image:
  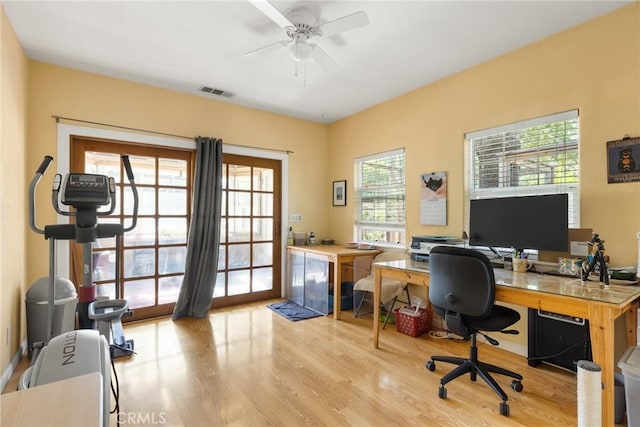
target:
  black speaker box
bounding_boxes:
[527,308,592,372]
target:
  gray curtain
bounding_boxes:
[172,137,223,320]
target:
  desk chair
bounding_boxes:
[425,246,523,416]
[353,251,411,329]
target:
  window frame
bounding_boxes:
[353,148,406,248]
[464,110,580,251]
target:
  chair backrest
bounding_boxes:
[428,246,495,319]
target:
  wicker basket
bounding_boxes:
[394,306,432,337]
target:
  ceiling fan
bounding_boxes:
[247,0,369,71]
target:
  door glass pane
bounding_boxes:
[159,188,186,215]
[129,155,156,185]
[253,168,273,191]
[253,218,273,241]
[85,151,120,182]
[228,191,251,216]
[221,190,227,216]
[124,218,155,246]
[124,278,155,308]
[253,193,273,216]
[158,275,183,304]
[213,272,225,298]
[158,158,187,186]
[228,244,250,269]
[220,219,227,244]
[112,186,122,216]
[228,218,250,242]
[253,243,272,267]
[228,270,250,295]
[93,251,115,282]
[253,267,273,291]
[158,218,186,245]
[124,248,155,278]
[96,283,116,300]
[125,186,155,215]
[159,246,186,274]
[221,164,228,189]
[218,245,226,270]
[228,165,251,190]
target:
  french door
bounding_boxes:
[72,136,193,320]
[215,154,282,307]
[71,138,282,320]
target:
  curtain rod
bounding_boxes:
[52,115,294,154]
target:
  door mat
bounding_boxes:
[267,300,323,322]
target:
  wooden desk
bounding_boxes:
[287,245,381,319]
[372,259,640,426]
[1,372,103,426]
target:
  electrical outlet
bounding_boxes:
[290,214,303,222]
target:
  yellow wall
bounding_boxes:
[0,5,28,372]
[26,62,330,286]
[328,4,640,346]
[329,4,640,265]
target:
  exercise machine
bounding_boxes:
[22,154,140,425]
[28,154,139,356]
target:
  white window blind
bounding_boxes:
[465,110,580,228]
[354,148,406,246]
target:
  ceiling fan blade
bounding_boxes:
[310,45,337,71]
[245,39,290,56]
[248,0,294,29]
[318,11,369,36]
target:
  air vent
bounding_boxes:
[200,86,234,98]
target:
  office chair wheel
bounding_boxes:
[499,401,510,416]
[511,380,523,392]
[438,385,447,399]
[426,361,436,372]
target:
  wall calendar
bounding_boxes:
[420,171,447,225]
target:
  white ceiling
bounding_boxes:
[3,1,633,124]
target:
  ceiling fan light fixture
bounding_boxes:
[290,39,312,62]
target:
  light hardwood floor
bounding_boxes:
[5,300,583,426]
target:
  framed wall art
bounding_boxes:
[333,180,346,206]
[607,136,640,183]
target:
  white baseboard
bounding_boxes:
[1,339,27,392]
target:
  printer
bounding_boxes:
[409,235,465,261]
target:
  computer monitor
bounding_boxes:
[469,194,569,252]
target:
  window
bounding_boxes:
[465,110,580,231]
[354,148,406,246]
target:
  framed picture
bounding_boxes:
[333,180,347,206]
[607,136,640,183]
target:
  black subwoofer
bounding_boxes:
[527,308,592,372]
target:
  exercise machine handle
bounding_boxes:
[29,156,55,234]
[122,155,135,182]
[122,155,138,232]
[36,156,53,175]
